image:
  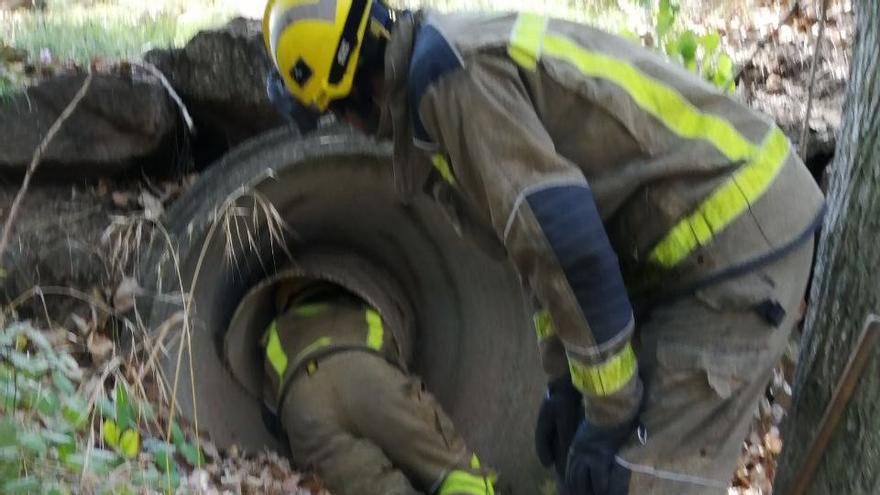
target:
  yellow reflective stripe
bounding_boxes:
[431,154,456,186]
[306,361,318,375]
[291,336,333,367]
[292,303,330,317]
[365,309,384,351]
[507,12,547,70]
[509,17,791,269]
[540,35,755,162]
[438,470,495,495]
[468,455,499,485]
[649,127,789,267]
[264,321,288,378]
[568,343,636,396]
[533,310,554,341]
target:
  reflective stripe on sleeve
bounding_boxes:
[507,13,547,70]
[265,321,288,378]
[540,34,755,161]
[648,127,790,267]
[533,310,555,341]
[568,342,636,396]
[438,470,495,495]
[431,153,456,185]
[365,309,384,351]
[508,13,790,269]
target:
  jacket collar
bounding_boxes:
[378,10,432,201]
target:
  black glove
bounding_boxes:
[535,376,584,481]
[564,418,637,495]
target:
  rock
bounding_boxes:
[0,69,181,179]
[144,17,284,164]
[0,184,114,317]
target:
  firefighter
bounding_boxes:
[258,276,495,495]
[261,1,824,493]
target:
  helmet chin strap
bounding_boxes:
[329,0,394,132]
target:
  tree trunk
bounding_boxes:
[774,1,880,494]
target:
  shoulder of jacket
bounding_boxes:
[406,15,467,144]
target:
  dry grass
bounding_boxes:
[218,190,293,271]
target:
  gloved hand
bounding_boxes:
[564,418,636,495]
[535,376,584,482]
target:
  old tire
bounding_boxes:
[141,126,550,493]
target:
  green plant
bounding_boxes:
[647,0,736,93]
[0,323,119,492]
[96,380,205,491]
[101,383,140,459]
[0,322,204,493]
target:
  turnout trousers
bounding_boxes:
[279,352,493,495]
[616,241,814,493]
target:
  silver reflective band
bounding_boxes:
[270,0,339,55]
[637,424,648,446]
[614,456,729,489]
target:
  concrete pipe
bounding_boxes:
[141,126,551,493]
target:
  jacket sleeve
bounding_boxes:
[413,56,642,427]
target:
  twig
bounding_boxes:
[799,0,829,159]
[734,0,801,84]
[790,315,880,495]
[135,61,196,134]
[0,71,94,263]
[3,285,127,323]
[136,310,185,383]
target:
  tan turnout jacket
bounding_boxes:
[262,286,402,411]
[376,10,824,426]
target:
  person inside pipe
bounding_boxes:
[261,1,825,494]
[251,275,496,495]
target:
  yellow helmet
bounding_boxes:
[263,0,373,112]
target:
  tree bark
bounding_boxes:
[774,1,880,494]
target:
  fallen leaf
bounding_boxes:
[87,332,114,364]
[765,427,783,455]
[187,469,211,492]
[140,191,164,221]
[113,277,143,313]
[111,191,133,208]
[90,287,111,329]
[70,313,93,336]
[771,403,786,425]
[281,476,299,493]
[201,439,220,460]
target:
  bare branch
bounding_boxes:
[800,0,830,159]
[135,61,196,134]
